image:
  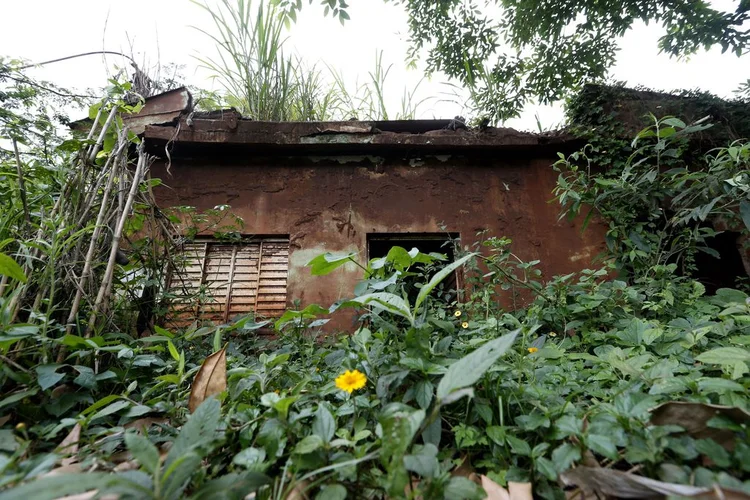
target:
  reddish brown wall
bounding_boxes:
[150,153,606,329]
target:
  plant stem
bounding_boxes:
[11,138,31,227]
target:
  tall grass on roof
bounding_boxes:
[192,0,429,121]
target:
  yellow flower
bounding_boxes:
[549,332,557,338]
[335,369,367,394]
[15,422,26,431]
[462,322,469,329]
[454,310,462,317]
[527,347,538,353]
[274,389,280,394]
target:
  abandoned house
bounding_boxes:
[123,87,610,330]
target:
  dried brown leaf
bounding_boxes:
[54,492,119,500]
[688,485,750,500]
[0,415,10,426]
[560,466,749,499]
[285,479,310,500]
[57,423,81,466]
[480,475,510,500]
[188,346,227,413]
[507,481,532,500]
[113,460,140,472]
[650,402,750,451]
[44,463,82,477]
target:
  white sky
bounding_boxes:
[1,0,747,131]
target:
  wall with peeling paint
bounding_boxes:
[150,152,606,330]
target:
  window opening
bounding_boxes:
[367,233,460,303]
[167,237,289,327]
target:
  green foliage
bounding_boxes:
[194,1,427,120]
[387,0,750,122]
[2,53,750,499]
[6,240,748,498]
[555,112,750,281]
[0,253,26,283]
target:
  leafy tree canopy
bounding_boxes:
[274,0,750,123]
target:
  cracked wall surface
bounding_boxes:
[151,154,607,329]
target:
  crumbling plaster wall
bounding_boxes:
[150,153,606,329]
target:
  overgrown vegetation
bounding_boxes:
[1,13,750,500]
[194,0,428,121]
[275,0,750,123]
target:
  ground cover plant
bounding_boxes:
[1,56,750,500]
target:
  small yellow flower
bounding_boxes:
[15,423,26,432]
[454,310,462,317]
[316,367,320,372]
[549,332,557,338]
[274,389,280,394]
[527,347,538,353]
[335,369,367,394]
[462,322,469,329]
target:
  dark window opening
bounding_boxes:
[691,231,748,294]
[367,233,461,303]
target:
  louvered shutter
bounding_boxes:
[167,238,289,327]
[167,242,207,328]
[255,239,290,317]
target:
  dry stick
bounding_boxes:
[17,51,135,70]
[86,104,103,142]
[65,144,123,336]
[0,275,7,297]
[85,148,146,337]
[88,105,119,163]
[11,139,31,226]
[77,161,114,229]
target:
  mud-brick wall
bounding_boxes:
[150,153,606,330]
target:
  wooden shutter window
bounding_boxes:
[168,238,289,327]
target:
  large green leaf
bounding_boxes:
[696,347,750,365]
[307,251,357,276]
[162,453,202,500]
[166,398,221,467]
[0,473,146,500]
[191,472,272,500]
[293,435,324,454]
[274,304,329,331]
[125,431,160,475]
[36,364,66,391]
[339,292,414,324]
[413,253,476,313]
[312,404,336,443]
[0,388,38,412]
[436,329,518,401]
[0,252,26,283]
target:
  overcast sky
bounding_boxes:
[2,0,747,131]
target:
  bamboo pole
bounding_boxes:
[65,143,123,335]
[88,105,118,163]
[85,103,103,143]
[85,147,147,336]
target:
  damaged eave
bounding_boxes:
[125,87,192,134]
[143,117,579,155]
